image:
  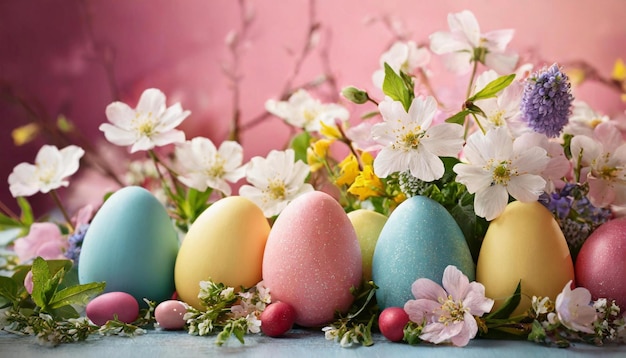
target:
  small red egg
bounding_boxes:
[576,217,626,309]
[378,307,409,342]
[86,292,139,326]
[260,301,297,337]
[155,300,187,330]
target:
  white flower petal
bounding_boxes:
[136,88,166,114]
[474,185,509,221]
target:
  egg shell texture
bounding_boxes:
[78,186,179,305]
[576,217,626,309]
[372,195,475,310]
[477,201,574,316]
[347,209,388,282]
[262,191,362,327]
[86,291,139,326]
[175,196,270,310]
[155,300,187,330]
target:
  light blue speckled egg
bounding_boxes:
[372,195,475,309]
[78,186,179,305]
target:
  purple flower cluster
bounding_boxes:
[539,184,611,257]
[65,223,89,265]
[520,63,574,138]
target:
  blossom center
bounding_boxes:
[436,295,468,325]
[206,155,226,179]
[266,178,287,201]
[487,159,513,185]
[36,165,55,185]
[303,109,319,126]
[135,112,156,138]
[489,110,506,126]
[397,125,423,150]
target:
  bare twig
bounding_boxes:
[77,0,120,101]
[239,0,338,133]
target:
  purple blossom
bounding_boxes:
[65,223,89,265]
[539,183,611,256]
[520,64,574,137]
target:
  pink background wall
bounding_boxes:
[1,0,625,215]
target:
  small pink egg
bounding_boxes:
[576,217,626,309]
[86,292,139,326]
[155,300,187,330]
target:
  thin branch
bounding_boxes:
[77,0,120,101]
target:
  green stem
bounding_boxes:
[463,60,480,138]
[465,60,479,99]
[471,112,487,135]
[50,190,74,232]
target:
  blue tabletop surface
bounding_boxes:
[2,328,626,358]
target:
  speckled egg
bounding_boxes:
[78,186,179,305]
[576,217,626,309]
[372,195,475,310]
[155,300,187,330]
[175,196,270,310]
[262,191,362,327]
[477,201,574,316]
[347,209,388,282]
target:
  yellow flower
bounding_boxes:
[307,139,333,172]
[612,58,626,81]
[319,121,343,140]
[12,123,40,146]
[335,154,359,186]
[348,165,385,200]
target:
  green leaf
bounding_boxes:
[0,276,18,304]
[49,304,80,320]
[288,131,312,164]
[467,74,515,102]
[16,197,34,226]
[31,257,51,308]
[30,258,73,310]
[382,63,412,111]
[48,281,106,310]
[445,109,470,125]
[487,281,522,320]
[0,212,22,228]
[361,111,379,120]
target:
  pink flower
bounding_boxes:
[13,223,68,263]
[404,265,494,347]
[570,122,626,208]
[24,270,34,294]
[555,280,597,334]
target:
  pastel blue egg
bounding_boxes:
[78,186,179,304]
[372,195,475,309]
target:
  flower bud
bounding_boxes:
[341,86,369,104]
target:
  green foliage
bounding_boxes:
[467,74,516,102]
[289,131,312,164]
[323,281,378,347]
[382,63,414,112]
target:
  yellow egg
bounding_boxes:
[175,196,270,309]
[347,209,388,282]
[476,201,574,316]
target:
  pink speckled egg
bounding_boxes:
[155,300,187,330]
[262,191,362,327]
[576,217,626,309]
[86,292,139,326]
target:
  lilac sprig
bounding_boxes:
[65,224,89,265]
[539,183,611,257]
[520,64,574,137]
